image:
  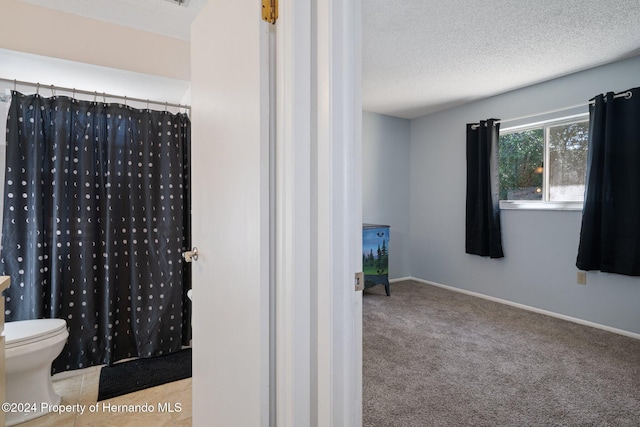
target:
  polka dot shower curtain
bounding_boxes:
[1,91,191,373]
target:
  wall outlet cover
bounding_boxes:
[577,271,587,285]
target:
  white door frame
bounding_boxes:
[275,0,363,426]
[313,0,363,425]
[191,0,362,424]
[274,0,312,425]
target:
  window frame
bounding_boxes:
[498,113,589,211]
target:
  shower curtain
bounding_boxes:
[1,91,191,373]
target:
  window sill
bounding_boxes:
[499,200,583,211]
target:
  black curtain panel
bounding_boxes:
[1,91,191,373]
[466,119,504,258]
[577,87,640,276]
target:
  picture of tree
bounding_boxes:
[362,225,391,295]
[363,227,388,276]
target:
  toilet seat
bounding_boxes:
[5,319,67,349]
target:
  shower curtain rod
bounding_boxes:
[471,90,633,129]
[0,77,191,111]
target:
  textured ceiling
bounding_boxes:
[17,0,640,119]
[364,0,640,118]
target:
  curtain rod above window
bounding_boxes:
[0,77,191,112]
[470,90,633,129]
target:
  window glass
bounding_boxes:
[548,121,589,201]
[498,129,544,200]
[498,117,589,203]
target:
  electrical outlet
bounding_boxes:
[577,271,587,285]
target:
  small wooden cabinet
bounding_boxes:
[362,224,390,296]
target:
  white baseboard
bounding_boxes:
[400,276,640,340]
[389,277,412,283]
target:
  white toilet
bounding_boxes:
[4,319,69,426]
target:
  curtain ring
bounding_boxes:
[124,96,127,106]
[51,85,56,97]
[103,92,106,103]
[94,91,97,102]
[36,82,40,95]
[13,79,16,91]
[147,99,150,110]
[165,102,168,112]
[72,88,76,99]
[625,91,633,100]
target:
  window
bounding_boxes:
[499,116,589,209]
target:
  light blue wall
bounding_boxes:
[409,56,640,334]
[363,112,411,279]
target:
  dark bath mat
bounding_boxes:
[98,348,191,401]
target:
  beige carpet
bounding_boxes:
[363,280,640,426]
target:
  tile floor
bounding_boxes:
[16,367,191,427]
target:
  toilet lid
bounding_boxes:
[4,319,67,349]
